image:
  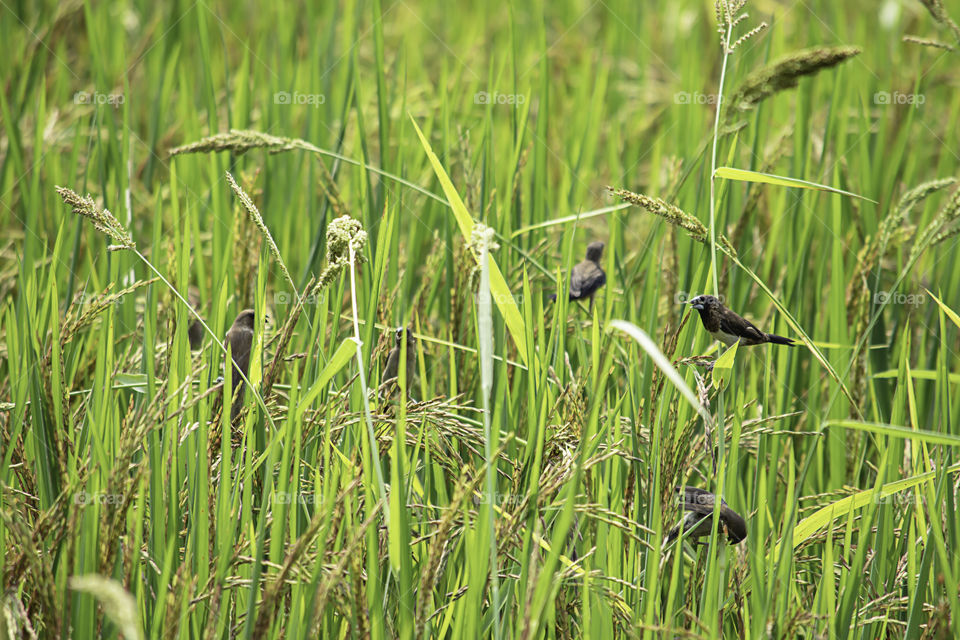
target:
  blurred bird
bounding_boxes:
[225,309,256,419]
[687,295,794,347]
[665,486,747,546]
[187,286,204,350]
[383,326,417,390]
[550,241,606,309]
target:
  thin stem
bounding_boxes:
[348,243,390,526]
[708,23,734,297]
[477,232,502,640]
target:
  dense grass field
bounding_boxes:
[3,0,960,637]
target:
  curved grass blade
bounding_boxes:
[608,319,712,428]
[295,338,356,418]
[785,462,960,551]
[714,167,876,202]
[823,420,960,447]
[410,116,532,368]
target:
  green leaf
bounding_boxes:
[114,373,149,394]
[608,320,710,425]
[410,116,532,368]
[714,167,876,202]
[925,288,960,331]
[510,203,631,237]
[823,420,960,447]
[295,338,356,417]
[873,369,960,384]
[786,462,960,551]
[712,340,739,390]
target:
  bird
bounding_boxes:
[687,295,795,347]
[665,486,747,546]
[187,286,204,350]
[224,309,256,419]
[382,326,417,389]
[550,241,606,309]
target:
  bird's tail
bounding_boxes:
[765,333,795,346]
[547,293,558,302]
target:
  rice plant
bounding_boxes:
[2,0,960,638]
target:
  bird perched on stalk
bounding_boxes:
[550,241,606,309]
[187,286,204,350]
[687,294,794,347]
[224,309,256,419]
[665,486,747,546]
[382,326,417,391]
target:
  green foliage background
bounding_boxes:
[2,0,960,637]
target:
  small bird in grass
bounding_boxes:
[225,309,256,419]
[665,486,747,546]
[187,286,204,350]
[550,241,606,309]
[383,326,417,390]
[687,294,795,347]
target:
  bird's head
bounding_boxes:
[394,326,416,348]
[687,295,719,311]
[585,241,605,262]
[233,309,257,329]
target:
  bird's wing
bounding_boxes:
[681,487,719,515]
[225,328,252,370]
[718,310,766,342]
[570,261,605,298]
[680,486,747,542]
[383,348,400,380]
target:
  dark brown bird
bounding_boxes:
[551,241,606,308]
[187,286,204,350]
[383,326,416,388]
[665,486,747,546]
[225,309,256,418]
[688,295,794,347]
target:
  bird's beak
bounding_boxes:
[689,301,704,310]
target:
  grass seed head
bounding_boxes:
[55,187,135,250]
